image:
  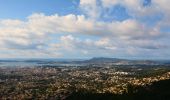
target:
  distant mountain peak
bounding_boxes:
[90,57,120,60]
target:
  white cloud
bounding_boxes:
[153,0,170,15]
[0,0,170,58]
[0,12,167,57]
[101,0,160,17]
[79,0,101,19]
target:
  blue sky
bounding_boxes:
[0,0,80,19]
[0,0,170,59]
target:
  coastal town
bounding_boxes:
[0,63,170,99]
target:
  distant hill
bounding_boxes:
[81,57,125,63]
[0,57,170,66]
[72,57,158,65]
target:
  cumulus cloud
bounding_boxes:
[0,0,170,58]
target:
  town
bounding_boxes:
[0,62,170,99]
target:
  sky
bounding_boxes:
[0,0,170,59]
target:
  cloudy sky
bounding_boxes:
[0,0,170,59]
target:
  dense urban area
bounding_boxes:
[0,58,170,100]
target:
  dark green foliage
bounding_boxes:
[66,79,170,100]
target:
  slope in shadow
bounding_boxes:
[65,79,170,100]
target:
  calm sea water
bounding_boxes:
[0,59,85,67]
[0,62,40,67]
